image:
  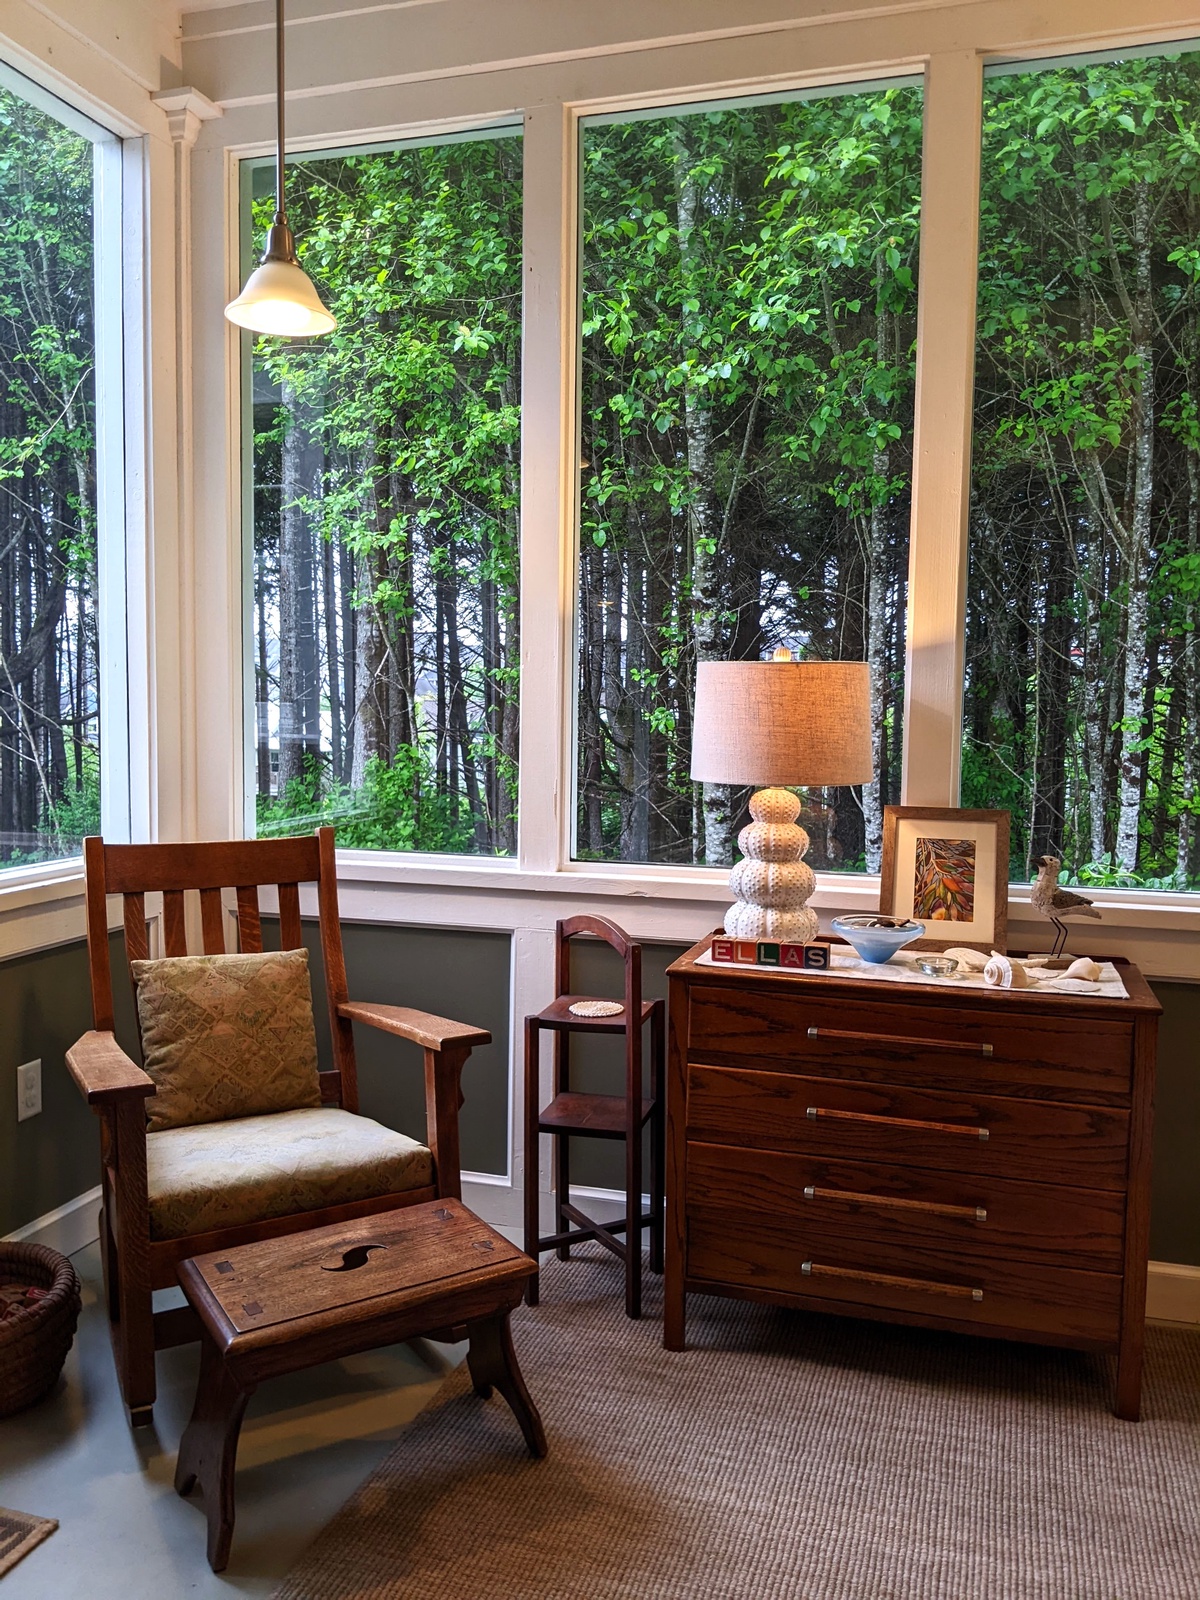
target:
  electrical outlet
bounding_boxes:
[17,1059,41,1121]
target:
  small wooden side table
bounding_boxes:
[175,1200,546,1571]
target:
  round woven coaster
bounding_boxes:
[568,999,624,1018]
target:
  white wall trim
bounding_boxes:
[4,1186,102,1257]
[1146,1261,1200,1327]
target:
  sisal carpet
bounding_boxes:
[274,1254,1200,1600]
[0,1508,56,1579]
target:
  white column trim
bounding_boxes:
[901,50,983,806]
[516,101,579,874]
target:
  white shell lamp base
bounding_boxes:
[723,787,819,944]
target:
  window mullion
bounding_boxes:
[516,101,578,874]
[902,50,983,807]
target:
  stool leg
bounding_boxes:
[175,1334,253,1573]
[523,1015,541,1305]
[649,1002,666,1276]
[466,1312,548,1459]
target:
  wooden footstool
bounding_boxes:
[174,1199,546,1572]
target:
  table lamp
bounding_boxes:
[690,653,873,942]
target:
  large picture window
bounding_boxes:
[0,71,105,867]
[574,83,922,872]
[247,128,522,855]
[967,46,1200,890]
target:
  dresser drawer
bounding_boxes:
[686,1142,1125,1273]
[687,1211,1122,1344]
[686,1065,1129,1189]
[689,984,1132,1104]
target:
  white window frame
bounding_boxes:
[0,56,151,950]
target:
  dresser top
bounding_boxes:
[668,934,1161,1017]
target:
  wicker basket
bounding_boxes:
[0,1241,81,1417]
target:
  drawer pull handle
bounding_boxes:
[801,1260,985,1302]
[802,1184,987,1223]
[806,1024,994,1059]
[805,1105,990,1142]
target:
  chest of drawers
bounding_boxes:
[664,936,1160,1418]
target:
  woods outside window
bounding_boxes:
[574,84,922,875]
[966,45,1200,892]
[246,127,522,857]
[0,65,124,872]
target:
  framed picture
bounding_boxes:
[879,807,1010,953]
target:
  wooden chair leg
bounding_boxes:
[625,1126,643,1321]
[112,1245,156,1426]
[555,1132,572,1262]
[649,1005,665,1276]
[523,1016,541,1306]
[466,1313,547,1459]
[176,1335,253,1572]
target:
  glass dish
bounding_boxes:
[831,915,925,965]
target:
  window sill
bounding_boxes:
[1,850,1197,981]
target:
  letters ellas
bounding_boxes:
[710,937,831,970]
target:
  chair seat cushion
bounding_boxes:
[146,1107,433,1241]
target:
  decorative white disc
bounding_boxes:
[568,1000,623,1017]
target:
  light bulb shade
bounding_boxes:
[691,659,874,788]
[225,256,337,337]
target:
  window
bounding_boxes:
[246,128,522,856]
[0,68,111,868]
[967,45,1200,890]
[574,83,923,872]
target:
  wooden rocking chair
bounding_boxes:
[66,827,489,1426]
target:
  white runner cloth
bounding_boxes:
[694,944,1129,1000]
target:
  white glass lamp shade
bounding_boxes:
[225,256,336,338]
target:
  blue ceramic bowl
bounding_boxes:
[831,915,925,965]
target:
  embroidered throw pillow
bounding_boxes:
[131,949,322,1132]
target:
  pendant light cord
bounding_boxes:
[275,0,286,226]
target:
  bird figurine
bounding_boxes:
[1031,856,1101,957]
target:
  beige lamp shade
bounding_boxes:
[690,660,873,788]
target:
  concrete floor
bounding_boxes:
[0,1241,467,1596]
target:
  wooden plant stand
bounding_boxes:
[175,1200,546,1572]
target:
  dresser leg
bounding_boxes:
[664,1280,685,1351]
[1115,1336,1143,1421]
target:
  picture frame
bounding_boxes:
[879,807,1010,954]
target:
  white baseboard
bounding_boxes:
[4,1186,101,1255]
[7,1186,1198,1328]
[1146,1260,1200,1326]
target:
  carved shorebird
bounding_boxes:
[1031,855,1101,957]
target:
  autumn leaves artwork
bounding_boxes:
[912,837,977,924]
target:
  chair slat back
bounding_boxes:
[235,886,263,953]
[82,829,358,1110]
[553,914,644,1101]
[162,890,187,956]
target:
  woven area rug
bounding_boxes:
[0,1508,56,1579]
[274,1254,1200,1600]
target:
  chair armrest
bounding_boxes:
[338,1002,491,1053]
[66,1031,155,1107]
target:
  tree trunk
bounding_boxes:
[277,375,323,796]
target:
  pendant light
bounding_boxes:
[225,0,336,337]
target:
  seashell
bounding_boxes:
[737,820,809,864]
[724,902,819,944]
[983,951,1030,989]
[943,946,989,971]
[1061,957,1101,982]
[728,858,815,910]
[748,788,802,826]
